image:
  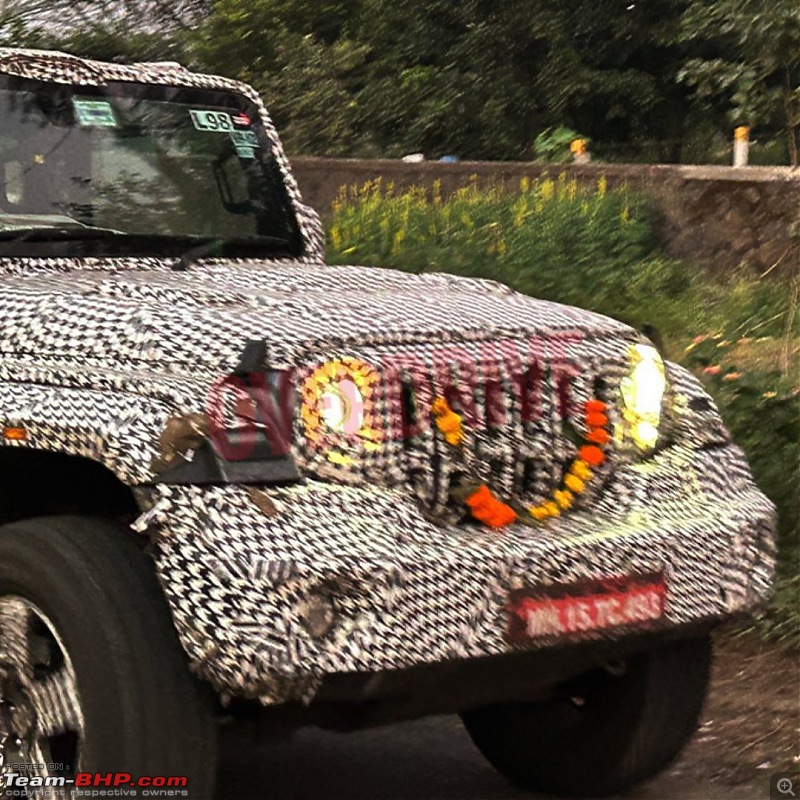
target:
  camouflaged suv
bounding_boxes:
[0,48,776,799]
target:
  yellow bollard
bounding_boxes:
[733,126,750,167]
[571,138,591,164]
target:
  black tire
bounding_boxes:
[461,636,712,797]
[0,516,217,798]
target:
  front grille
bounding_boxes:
[397,344,616,520]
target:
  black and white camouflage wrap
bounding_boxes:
[0,49,776,706]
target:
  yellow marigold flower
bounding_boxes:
[529,505,551,521]
[553,489,574,511]
[437,414,461,435]
[544,501,561,518]
[432,397,450,416]
[432,397,463,447]
[520,176,530,193]
[564,473,586,494]
[571,459,593,482]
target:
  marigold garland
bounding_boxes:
[526,400,610,523]
[432,396,611,530]
[432,396,464,447]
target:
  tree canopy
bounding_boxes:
[1,0,796,164]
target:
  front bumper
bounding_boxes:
[141,439,776,706]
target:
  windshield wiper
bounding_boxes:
[174,234,293,270]
[0,226,127,243]
[0,228,294,262]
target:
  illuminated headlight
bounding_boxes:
[301,359,382,461]
[320,378,364,434]
[619,344,667,451]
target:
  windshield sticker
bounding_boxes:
[230,130,259,148]
[230,130,259,159]
[72,99,118,128]
[189,109,235,132]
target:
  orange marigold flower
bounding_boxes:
[586,427,610,445]
[466,485,517,528]
[579,445,605,467]
[586,400,607,414]
[586,412,609,429]
[432,397,450,416]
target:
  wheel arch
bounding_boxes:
[0,446,140,526]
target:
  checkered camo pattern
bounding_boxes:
[146,425,774,705]
[0,49,777,706]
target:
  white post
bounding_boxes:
[733,126,750,167]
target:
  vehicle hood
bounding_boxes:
[0,258,639,377]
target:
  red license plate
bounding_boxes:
[507,574,667,643]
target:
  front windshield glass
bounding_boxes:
[0,75,304,258]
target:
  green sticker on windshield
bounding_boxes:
[190,109,234,132]
[230,130,259,159]
[73,99,117,128]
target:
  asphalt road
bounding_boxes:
[217,632,798,800]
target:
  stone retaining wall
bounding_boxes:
[289,158,800,274]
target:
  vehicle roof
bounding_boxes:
[0,47,251,96]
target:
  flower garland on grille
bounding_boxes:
[432,396,611,529]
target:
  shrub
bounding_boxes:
[685,334,800,645]
[328,176,701,344]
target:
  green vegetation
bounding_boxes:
[328,178,800,641]
[2,0,797,164]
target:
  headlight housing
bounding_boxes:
[301,358,382,463]
[618,344,667,452]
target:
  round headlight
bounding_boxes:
[301,359,381,461]
[320,378,364,434]
[619,344,666,451]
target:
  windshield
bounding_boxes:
[0,75,304,258]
